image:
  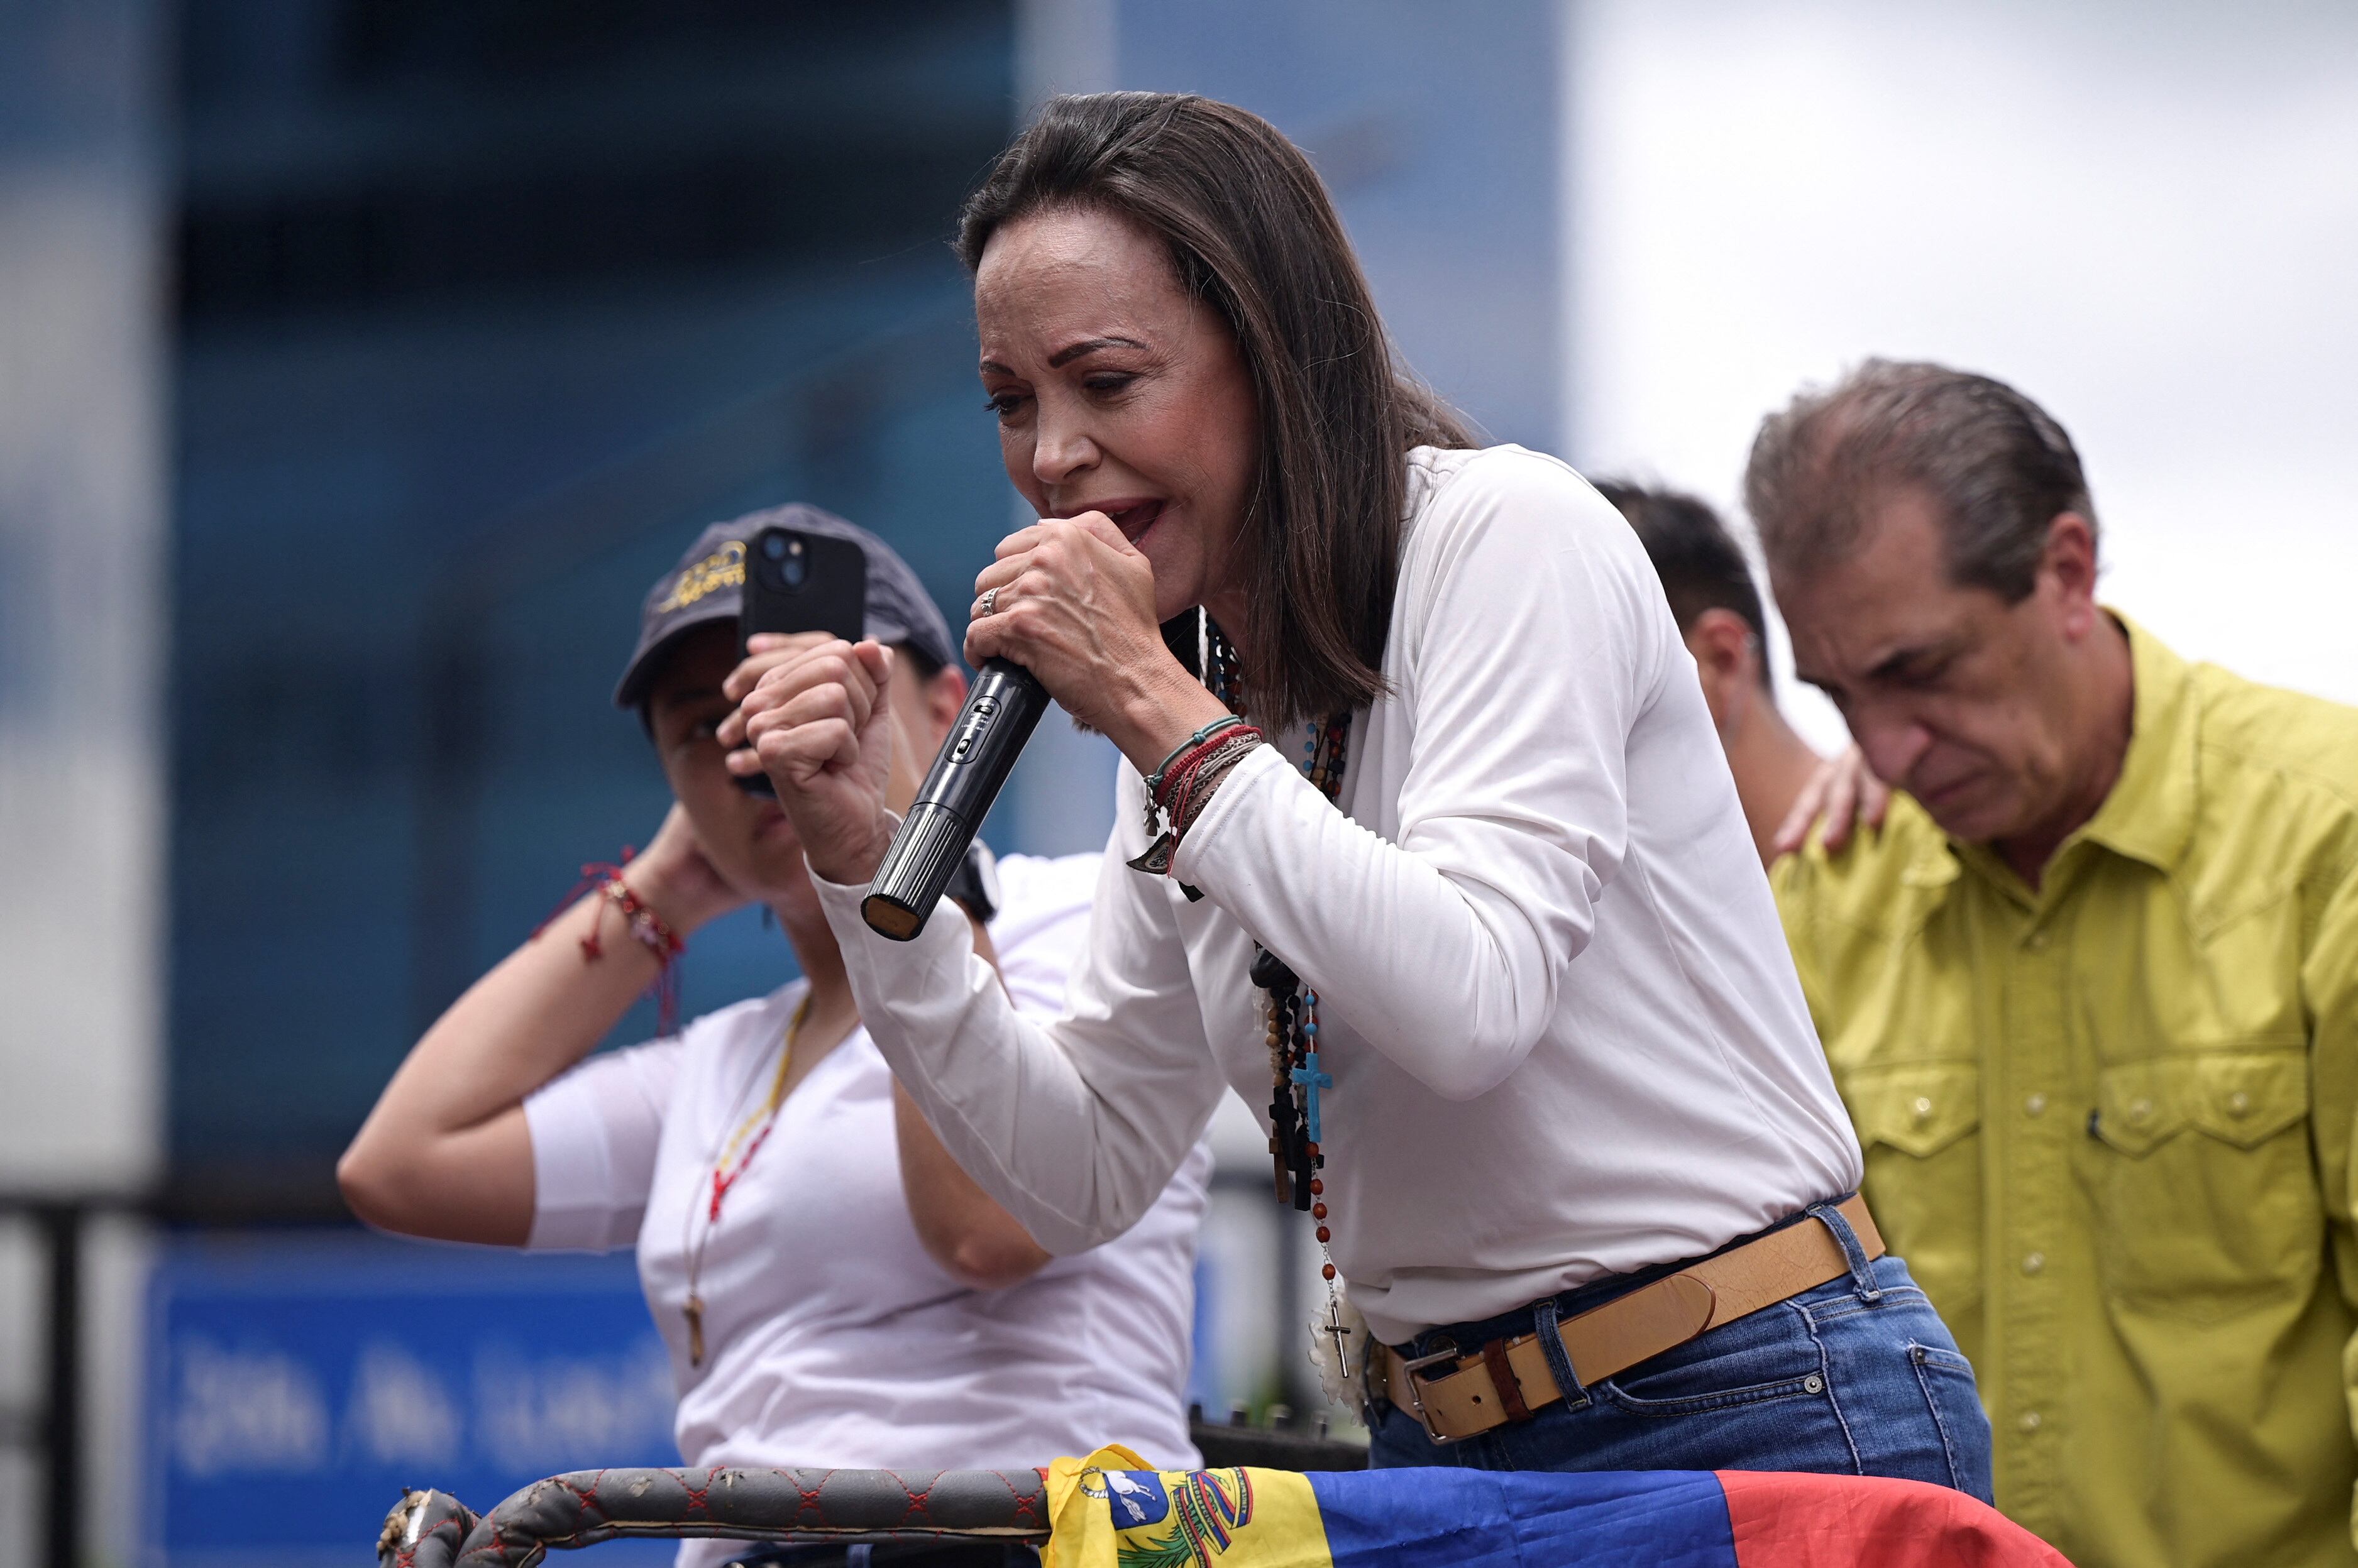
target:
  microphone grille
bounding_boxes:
[861,801,969,941]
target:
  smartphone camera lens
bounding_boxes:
[756,530,808,589]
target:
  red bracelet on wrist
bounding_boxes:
[1153,723,1263,813]
[596,877,684,961]
[532,847,688,1035]
[1120,723,1265,891]
[1164,730,1262,848]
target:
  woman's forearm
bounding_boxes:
[337,880,673,1243]
[893,1084,1052,1288]
[890,913,1052,1286]
[814,862,1228,1256]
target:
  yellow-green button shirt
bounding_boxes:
[1773,618,2358,1568]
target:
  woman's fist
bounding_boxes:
[737,638,899,886]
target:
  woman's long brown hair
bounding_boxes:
[956,92,1474,728]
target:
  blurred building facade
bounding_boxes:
[4,1,2357,1563]
[170,0,1025,1205]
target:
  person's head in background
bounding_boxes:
[615,507,968,931]
[1745,359,2130,881]
[1597,479,1823,864]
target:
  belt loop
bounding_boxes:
[1531,1295,1590,1406]
[1809,1195,1881,1302]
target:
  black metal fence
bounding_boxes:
[4,1195,122,1568]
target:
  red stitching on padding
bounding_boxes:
[1001,1469,1047,1524]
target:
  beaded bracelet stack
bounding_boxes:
[1143,714,1249,800]
[1125,715,1266,884]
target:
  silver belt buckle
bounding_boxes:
[1394,1340,1470,1445]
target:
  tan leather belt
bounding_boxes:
[1377,1195,1884,1444]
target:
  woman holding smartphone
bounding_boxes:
[341,507,1207,1567]
[737,94,1991,1491]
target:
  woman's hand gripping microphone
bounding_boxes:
[736,637,900,887]
[966,511,1225,771]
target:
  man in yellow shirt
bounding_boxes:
[1743,359,2358,1567]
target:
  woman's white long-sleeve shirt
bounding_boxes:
[816,445,1863,1345]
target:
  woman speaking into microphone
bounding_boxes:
[730,92,1989,1490]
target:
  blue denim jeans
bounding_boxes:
[1369,1200,1993,1501]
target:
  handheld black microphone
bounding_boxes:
[862,657,1052,940]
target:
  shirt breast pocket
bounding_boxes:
[2086,1048,2320,1322]
[1843,1063,1983,1325]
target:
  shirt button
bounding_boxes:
[2128,1097,2155,1125]
[2227,1090,2252,1117]
[1910,1096,1935,1124]
[2026,929,2049,950]
[2019,1410,2044,1432]
[2024,1093,2047,1117]
[2021,1251,2046,1275]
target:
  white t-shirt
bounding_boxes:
[523,852,1207,1509]
[818,445,1865,1346]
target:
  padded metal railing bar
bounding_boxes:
[380,1466,1054,1568]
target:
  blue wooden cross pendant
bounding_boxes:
[1291,1052,1333,1143]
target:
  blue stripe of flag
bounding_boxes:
[1306,1467,1738,1568]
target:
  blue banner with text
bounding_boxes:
[144,1231,678,1568]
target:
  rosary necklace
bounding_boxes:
[680,995,810,1368]
[1203,618,1357,1375]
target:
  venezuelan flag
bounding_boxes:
[1045,1447,2067,1568]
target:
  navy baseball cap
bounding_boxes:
[614,502,961,710]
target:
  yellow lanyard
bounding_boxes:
[713,996,807,1179]
[683,995,810,1367]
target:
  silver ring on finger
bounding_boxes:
[975,586,1000,620]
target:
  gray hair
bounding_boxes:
[1743,359,2096,602]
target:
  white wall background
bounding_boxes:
[1566,0,2358,752]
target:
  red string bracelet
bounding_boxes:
[1126,724,1267,887]
[1164,730,1263,851]
[1152,723,1262,813]
[532,847,687,1035]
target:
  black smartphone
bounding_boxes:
[735,526,868,795]
[740,525,867,650]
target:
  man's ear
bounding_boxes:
[2040,512,2102,638]
[923,664,969,749]
[1687,608,1756,730]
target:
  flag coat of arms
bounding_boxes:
[1044,1447,2069,1568]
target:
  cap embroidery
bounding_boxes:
[656,540,746,612]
